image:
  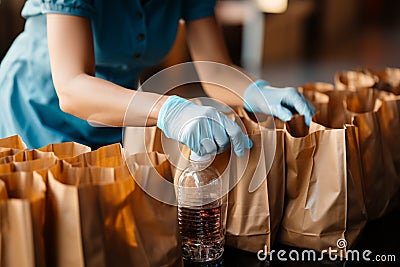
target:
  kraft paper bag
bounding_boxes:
[220,108,285,254]
[123,126,189,179]
[6,149,55,162]
[344,123,368,245]
[123,126,164,155]
[375,68,400,95]
[0,148,21,159]
[263,122,285,250]
[127,152,182,266]
[0,149,57,181]
[47,161,150,267]
[0,171,46,267]
[279,115,367,252]
[305,85,391,129]
[0,180,7,199]
[377,95,400,178]
[300,82,335,93]
[299,83,347,128]
[38,142,91,160]
[299,86,330,127]
[64,143,126,168]
[223,130,270,253]
[322,90,348,128]
[312,102,367,247]
[0,135,27,150]
[335,70,377,91]
[345,91,399,220]
[66,142,181,266]
[0,157,57,180]
[344,87,384,115]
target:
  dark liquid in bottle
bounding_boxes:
[178,206,224,262]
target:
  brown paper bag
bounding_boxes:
[0,180,7,199]
[260,117,286,251]
[315,86,398,220]
[335,70,378,91]
[224,132,271,254]
[123,126,190,179]
[345,91,399,220]
[10,149,55,162]
[123,126,164,155]
[127,152,182,266]
[68,139,183,264]
[299,83,348,128]
[378,95,400,179]
[218,109,285,254]
[313,102,367,247]
[0,171,46,267]
[299,86,330,129]
[344,123,368,245]
[279,115,367,252]
[0,149,57,180]
[344,87,383,115]
[0,157,57,180]
[301,82,335,93]
[0,135,27,150]
[38,142,91,160]
[305,84,392,128]
[375,68,400,95]
[49,152,181,267]
[322,90,348,128]
[0,147,21,159]
[47,161,147,267]
[63,143,125,168]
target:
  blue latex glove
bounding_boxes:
[157,96,252,157]
[244,80,316,126]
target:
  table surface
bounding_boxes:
[184,209,400,267]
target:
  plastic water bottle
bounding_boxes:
[178,152,225,262]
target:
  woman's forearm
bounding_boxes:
[58,73,168,127]
[185,16,255,107]
[194,62,254,107]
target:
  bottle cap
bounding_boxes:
[190,152,212,162]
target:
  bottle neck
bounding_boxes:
[190,152,213,162]
[190,160,213,171]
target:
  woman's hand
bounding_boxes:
[244,80,316,126]
[157,96,252,157]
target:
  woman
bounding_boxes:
[0,0,314,156]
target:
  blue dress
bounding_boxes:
[0,0,216,149]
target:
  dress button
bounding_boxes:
[137,12,143,19]
[135,53,142,59]
[137,34,145,41]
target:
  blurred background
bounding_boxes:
[1,0,399,87]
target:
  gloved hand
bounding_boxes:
[157,95,252,157]
[244,80,316,126]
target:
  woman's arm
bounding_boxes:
[185,16,254,107]
[185,15,316,125]
[46,14,252,156]
[46,14,167,127]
